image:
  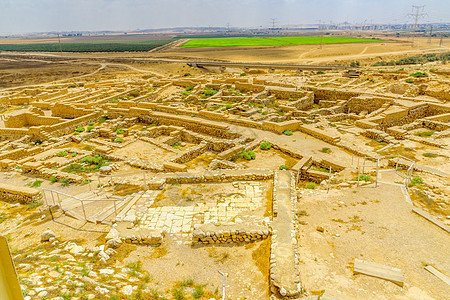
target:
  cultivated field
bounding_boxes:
[180,36,380,48]
[0,39,171,52]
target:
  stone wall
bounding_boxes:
[192,224,271,244]
[0,183,41,204]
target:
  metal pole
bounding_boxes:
[218,271,225,300]
[376,157,379,187]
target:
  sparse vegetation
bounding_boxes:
[320,147,331,153]
[57,151,68,157]
[241,151,256,160]
[423,152,437,158]
[283,130,293,136]
[305,182,316,189]
[279,165,289,170]
[260,142,272,150]
[354,175,371,182]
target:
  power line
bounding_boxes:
[408,5,427,47]
[270,18,277,30]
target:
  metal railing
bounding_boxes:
[393,155,415,188]
[356,155,380,187]
[42,188,126,221]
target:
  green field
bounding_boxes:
[181,36,380,48]
[0,39,171,52]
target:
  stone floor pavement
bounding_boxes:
[124,181,269,236]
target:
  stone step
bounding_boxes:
[115,191,145,222]
[87,192,143,224]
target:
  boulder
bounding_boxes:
[41,229,55,242]
[106,238,122,249]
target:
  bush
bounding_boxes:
[109,99,119,103]
[354,175,371,182]
[279,165,289,170]
[185,86,194,91]
[305,182,316,189]
[416,131,434,137]
[225,104,232,109]
[116,128,124,134]
[283,130,293,136]
[114,137,123,143]
[129,91,140,97]
[423,152,437,158]
[29,180,43,188]
[201,88,218,97]
[61,163,86,174]
[89,122,94,126]
[80,155,104,165]
[317,71,324,74]
[61,178,73,187]
[260,142,272,150]
[97,115,109,123]
[192,285,204,299]
[49,176,58,183]
[241,151,256,160]
[87,125,95,132]
[406,79,414,83]
[75,126,85,133]
[411,177,423,185]
[57,151,68,157]
[320,147,331,153]
[184,72,191,77]
[240,73,247,76]
[410,72,427,77]
[350,61,360,67]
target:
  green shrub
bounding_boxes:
[240,73,247,76]
[89,122,94,126]
[201,88,218,97]
[185,86,194,91]
[29,180,43,188]
[305,182,316,189]
[416,131,434,137]
[241,151,256,160]
[129,91,140,97]
[75,126,85,133]
[192,285,204,299]
[116,128,124,134]
[97,115,109,123]
[225,104,232,109]
[184,72,191,77]
[49,176,58,183]
[28,200,43,209]
[350,61,360,67]
[410,72,427,77]
[279,165,289,170]
[283,130,293,136]
[80,155,104,165]
[87,125,95,132]
[353,175,371,182]
[61,163,86,174]
[114,137,123,143]
[320,147,331,153]
[260,142,272,150]
[61,179,73,187]
[57,151,68,157]
[172,286,185,300]
[423,152,437,158]
[317,71,324,74]
[181,91,190,96]
[411,177,423,185]
[109,99,119,103]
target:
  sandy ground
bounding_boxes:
[297,183,450,299]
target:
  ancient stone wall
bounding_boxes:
[0,183,41,204]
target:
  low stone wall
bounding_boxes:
[361,129,397,144]
[164,169,274,185]
[298,125,341,144]
[0,183,41,204]
[171,141,209,164]
[192,225,271,244]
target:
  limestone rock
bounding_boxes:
[41,229,55,242]
[105,228,120,240]
[121,285,134,296]
[106,238,122,249]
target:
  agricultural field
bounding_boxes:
[180,36,381,48]
[0,39,171,52]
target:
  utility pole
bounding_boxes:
[270,18,277,30]
[58,33,62,53]
[439,33,443,47]
[408,5,426,47]
[428,24,433,45]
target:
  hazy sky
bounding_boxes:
[0,0,448,34]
